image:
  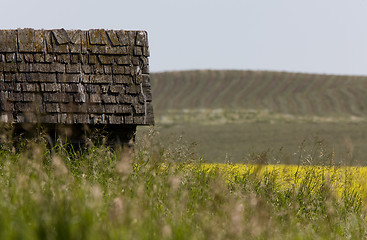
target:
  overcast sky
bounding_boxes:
[1,0,367,75]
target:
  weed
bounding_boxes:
[0,131,365,239]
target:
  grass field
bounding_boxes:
[2,69,367,239]
[138,120,367,165]
[147,70,367,165]
[0,135,366,239]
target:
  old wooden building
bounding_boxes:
[0,28,153,147]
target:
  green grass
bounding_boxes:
[138,121,367,165]
[1,69,367,238]
[0,133,366,239]
[149,70,367,165]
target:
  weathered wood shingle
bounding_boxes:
[0,28,153,125]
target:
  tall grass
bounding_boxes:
[0,128,366,239]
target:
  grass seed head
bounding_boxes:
[52,155,68,176]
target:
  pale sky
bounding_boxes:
[1,0,367,76]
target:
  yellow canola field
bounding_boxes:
[199,164,367,201]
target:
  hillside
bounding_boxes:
[151,70,367,117]
[144,70,367,164]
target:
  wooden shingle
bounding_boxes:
[0,29,154,126]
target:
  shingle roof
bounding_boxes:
[0,28,153,125]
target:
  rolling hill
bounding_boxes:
[151,70,367,117]
[143,70,367,164]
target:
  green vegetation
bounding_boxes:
[149,70,367,165]
[139,121,367,164]
[151,70,367,117]
[0,133,366,239]
[1,69,367,239]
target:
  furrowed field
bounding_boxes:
[149,70,367,164]
[2,70,367,239]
